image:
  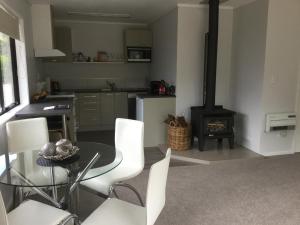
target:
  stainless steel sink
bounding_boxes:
[100,88,113,92]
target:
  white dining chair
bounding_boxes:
[81,148,171,225]
[6,117,68,205]
[6,117,49,153]
[81,118,145,204]
[0,191,78,225]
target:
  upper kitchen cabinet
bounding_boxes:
[125,29,152,48]
[31,4,65,57]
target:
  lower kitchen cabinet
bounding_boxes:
[100,93,115,125]
[76,93,100,129]
[114,92,128,119]
[76,92,128,131]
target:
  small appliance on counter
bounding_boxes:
[150,80,175,96]
[46,77,61,94]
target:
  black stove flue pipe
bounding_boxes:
[204,0,219,110]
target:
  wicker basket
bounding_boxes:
[167,122,191,151]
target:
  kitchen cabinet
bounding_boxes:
[76,93,100,129]
[76,92,128,131]
[137,96,175,148]
[114,92,128,119]
[100,93,115,125]
[125,29,152,47]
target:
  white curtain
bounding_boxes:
[0,4,19,40]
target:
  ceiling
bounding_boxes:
[28,0,257,24]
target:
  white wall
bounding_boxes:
[1,0,36,96]
[230,0,269,151]
[0,0,35,151]
[38,62,150,89]
[295,61,300,152]
[38,20,150,89]
[231,0,300,155]
[0,0,36,208]
[259,0,300,155]
[150,9,178,85]
[175,5,234,120]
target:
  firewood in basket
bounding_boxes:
[177,116,188,127]
[164,114,176,124]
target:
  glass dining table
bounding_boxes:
[0,142,122,212]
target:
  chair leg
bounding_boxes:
[112,189,120,199]
[111,182,144,207]
[60,214,80,225]
[18,187,24,203]
[13,186,17,208]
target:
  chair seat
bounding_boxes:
[8,200,70,225]
[26,167,69,186]
[82,198,146,225]
[82,165,142,195]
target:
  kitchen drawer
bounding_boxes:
[79,111,100,124]
[80,108,98,113]
[77,93,99,101]
[79,102,98,110]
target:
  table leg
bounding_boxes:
[11,169,62,208]
[62,114,68,139]
[69,186,80,214]
[50,167,58,201]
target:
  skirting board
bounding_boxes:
[261,150,295,157]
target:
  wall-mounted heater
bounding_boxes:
[265,113,296,132]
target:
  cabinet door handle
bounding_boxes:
[105,93,113,96]
[84,109,97,111]
[84,95,97,98]
[82,102,97,104]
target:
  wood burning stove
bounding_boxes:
[191,106,234,150]
[191,0,235,151]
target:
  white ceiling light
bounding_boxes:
[67,11,132,19]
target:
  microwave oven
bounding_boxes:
[127,47,151,62]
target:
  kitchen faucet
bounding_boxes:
[106,80,116,91]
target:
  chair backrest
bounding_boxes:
[0,192,9,225]
[146,149,171,225]
[115,118,144,172]
[6,118,49,153]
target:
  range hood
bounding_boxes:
[31,4,65,57]
[34,48,65,58]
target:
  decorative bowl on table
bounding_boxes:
[39,139,79,161]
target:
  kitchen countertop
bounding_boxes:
[61,88,149,94]
[15,99,73,118]
[137,94,176,99]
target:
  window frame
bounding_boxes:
[0,36,20,116]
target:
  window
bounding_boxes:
[0,31,19,115]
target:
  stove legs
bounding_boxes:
[197,136,205,151]
[194,137,234,151]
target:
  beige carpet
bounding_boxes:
[79,153,300,225]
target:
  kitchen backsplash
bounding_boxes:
[37,61,150,90]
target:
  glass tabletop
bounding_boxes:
[0,142,122,188]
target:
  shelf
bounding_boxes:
[72,61,125,64]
